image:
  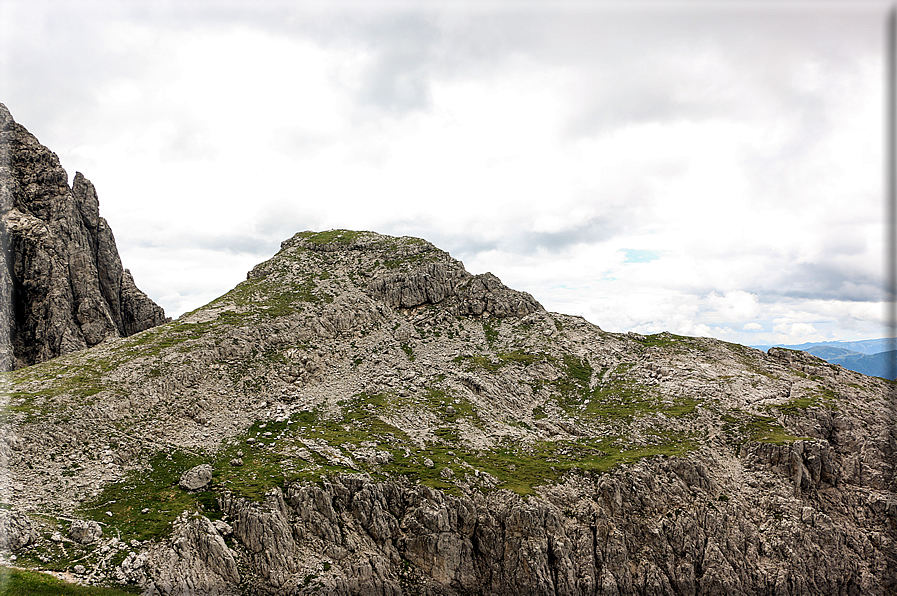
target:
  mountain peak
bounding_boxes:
[1,113,895,596]
[235,228,543,321]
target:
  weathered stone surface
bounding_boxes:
[366,262,541,318]
[179,464,213,491]
[0,509,37,551]
[143,514,240,596]
[1,224,894,596]
[115,552,148,585]
[68,519,103,544]
[0,102,167,370]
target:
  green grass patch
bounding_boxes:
[773,388,838,415]
[552,356,699,420]
[483,319,500,347]
[639,333,685,348]
[743,416,808,445]
[79,449,218,542]
[721,411,810,446]
[0,566,139,596]
[298,229,363,245]
[468,434,698,495]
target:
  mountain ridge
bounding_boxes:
[0,109,895,596]
[750,340,896,380]
[750,338,895,356]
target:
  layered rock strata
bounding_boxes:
[0,103,167,370]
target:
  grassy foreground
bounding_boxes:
[0,566,138,596]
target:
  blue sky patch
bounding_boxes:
[623,249,660,264]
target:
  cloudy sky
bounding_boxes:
[1,0,891,346]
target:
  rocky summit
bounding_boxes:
[0,103,167,371]
[0,116,895,596]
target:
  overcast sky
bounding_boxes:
[1,1,891,346]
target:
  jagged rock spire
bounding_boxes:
[0,102,168,370]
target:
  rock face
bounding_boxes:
[165,451,889,596]
[0,102,167,370]
[144,513,241,596]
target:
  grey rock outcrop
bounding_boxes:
[0,102,167,370]
[143,514,241,596]
[0,509,37,551]
[272,231,543,319]
[190,451,894,596]
[365,261,541,318]
[179,464,213,491]
[68,519,103,544]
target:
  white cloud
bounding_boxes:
[703,291,761,322]
[0,2,886,349]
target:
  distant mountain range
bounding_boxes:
[750,339,897,380]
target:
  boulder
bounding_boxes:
[0,509,37,551]
[68,519,103,544]
[179,464,213,491]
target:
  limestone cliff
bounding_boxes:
[0,103,167,370]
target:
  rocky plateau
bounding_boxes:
[0,105,894,596]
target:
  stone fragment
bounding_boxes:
[0,510,37,551]
[179,464,213,491]
[68,519,103,544]
[212,520,233,536]
[115,552,147,585]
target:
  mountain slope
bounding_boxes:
[805,348,896,381]
[0,103,167,371]
[751,341,897,381]
[752,339,896,356]
[1,229,894,596]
